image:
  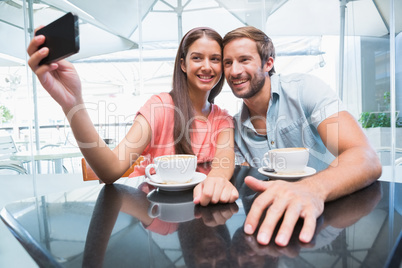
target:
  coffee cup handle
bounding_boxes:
[148,203,160,218]
[145,164,156,180]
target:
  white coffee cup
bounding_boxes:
[145,154,197,184]
[263,147,309,173]
[147,189,195,222]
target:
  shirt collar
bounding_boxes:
[240,102,252,125]
[239,74,280,124]
[270,74,280,96]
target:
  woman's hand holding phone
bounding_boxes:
[27,14,82,112]
[35,12,79,66]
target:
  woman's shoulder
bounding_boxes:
[211,103,232,118]
[147,92,173,104]
[209,104,234,129]
[139,92,175,118]
[158,92,173,102]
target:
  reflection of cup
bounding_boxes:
[147,190,195,222]
[263,148,309,173]
[145,154,197,183]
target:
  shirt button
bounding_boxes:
[271,141,275,145]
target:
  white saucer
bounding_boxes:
[146,172,207,191]
[258,166,316,180]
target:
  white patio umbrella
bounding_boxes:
[1,0,401,149]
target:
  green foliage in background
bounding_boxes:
[0,105,13,123]
[359,112,391,128]
[359,92,401,128]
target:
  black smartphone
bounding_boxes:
[35,12,80,65]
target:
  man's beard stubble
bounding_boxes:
[230,68,266,99]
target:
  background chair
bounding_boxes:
[0,135,27,174]
[82,156,143,181]
[39,143,70,173]
[376,147,402,166]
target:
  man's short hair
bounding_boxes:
[223,26,276,76]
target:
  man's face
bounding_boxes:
[223,38,266,99]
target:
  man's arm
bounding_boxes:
[243,111,382,246]
[311,111,382,200]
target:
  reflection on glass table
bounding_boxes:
[0,166,401,268]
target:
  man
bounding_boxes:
[222,26,382,246]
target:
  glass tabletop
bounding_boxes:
[1,166,401,268]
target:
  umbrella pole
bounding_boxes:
[27,2,40,153]
[22,0,41,188]
[339,0,347,101]
[22,0,40,152]
[177,0,183,41]
[24,0,42,174]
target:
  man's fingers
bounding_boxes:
[299,214,317,243]
[255,198,289,245]
[244,176,269,192]
[244,191,273,237]
[243,178,324,247]
[274,205,301,246]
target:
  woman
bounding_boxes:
[27,27,238,206]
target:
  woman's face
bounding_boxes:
[181,36,222,95]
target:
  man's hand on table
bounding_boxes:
[243,176,324,246]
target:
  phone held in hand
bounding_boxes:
[35,12,80,66]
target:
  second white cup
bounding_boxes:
[263,148,309,173]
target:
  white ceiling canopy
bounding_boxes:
[0,0,141,66]
[262,0,402,37]
[1,0,401,67]
[216,0,402,37]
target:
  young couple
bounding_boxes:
[27,25,381,247]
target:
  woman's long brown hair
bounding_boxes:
[169,27,224,155]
